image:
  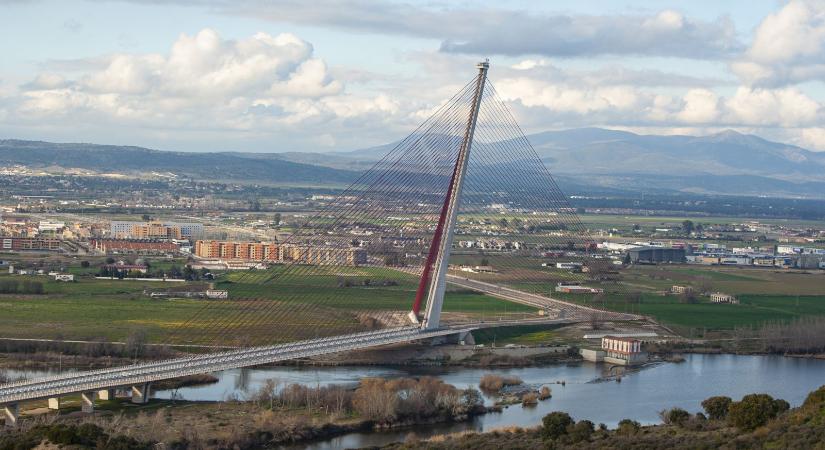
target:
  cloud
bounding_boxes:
[724,87,821,127]
[799,127,825,151]
[438,9,740,59]
[490,71,823,133]
[508,59,725,88]
[198,0,744,59]
[11,29,407,147]
[677,89,720,124]
[732,0,825,86]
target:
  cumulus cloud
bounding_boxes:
[724,87,821,127]
[490,72,823,134]
[10,28,406,149]
[799,127,825,150]
[677,89,720,124]
[732,0,825,86]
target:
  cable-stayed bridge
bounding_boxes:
[2,62,641,426]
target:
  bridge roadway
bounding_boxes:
[0,326,471,407]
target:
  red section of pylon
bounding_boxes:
[411,158,461,317]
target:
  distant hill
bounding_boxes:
[3,128,825,197]
[527,128,825,179]
[0,140,358,186]
[285,128,825,197]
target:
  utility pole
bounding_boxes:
[420,61,488,330]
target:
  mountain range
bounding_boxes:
[2,128,825,197]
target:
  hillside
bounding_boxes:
[310,128,825,197]
[3,128,825,197]
[0,140,358,186]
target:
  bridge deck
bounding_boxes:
[0,326,467,404]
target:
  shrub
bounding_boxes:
[616,419,641,436]
[773,399,790,415]
[539,386,552,400]
[521,392,538,406]
[350,377,479,423]
[479,374,523,393]
[702,396,732,420]
[803,385,825,409]
[541,411,574,441]
[567,420,594,443]
[660,407,691,426]
[728,393,785,431]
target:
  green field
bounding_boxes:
[559,291,825,331]
[472,324,563,345]
[0,266,536,345]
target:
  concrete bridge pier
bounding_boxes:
[48,397,61,410]
[428,330,475,346]
[131,383,150,404]
[80,392,95,413]
[98,389,116,401]
[3,403,19,427]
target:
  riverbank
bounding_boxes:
[1,376,494,448]
[380,384,825,450]
[5,354,825,449]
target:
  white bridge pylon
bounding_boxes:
[409,60,489,330]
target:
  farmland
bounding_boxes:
[0,264,536,345]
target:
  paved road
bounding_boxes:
[444,274,641,321]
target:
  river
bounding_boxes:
[7,354,825,449]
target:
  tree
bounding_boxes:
[567,420,594,443]
[80,260,90,268]
[480,258,490,266]
[728,393,784,430]
[701,396,732,420]
[682,220,695,235]
[698,276,714,294]
[660,407,690,426]
[499,218,509,229]
[541,411,574,441]
[124,329,147,359]
[679,291,698,304]
[616,419,641,436]
[141,214,151,221]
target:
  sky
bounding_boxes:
[0,0,824,153]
